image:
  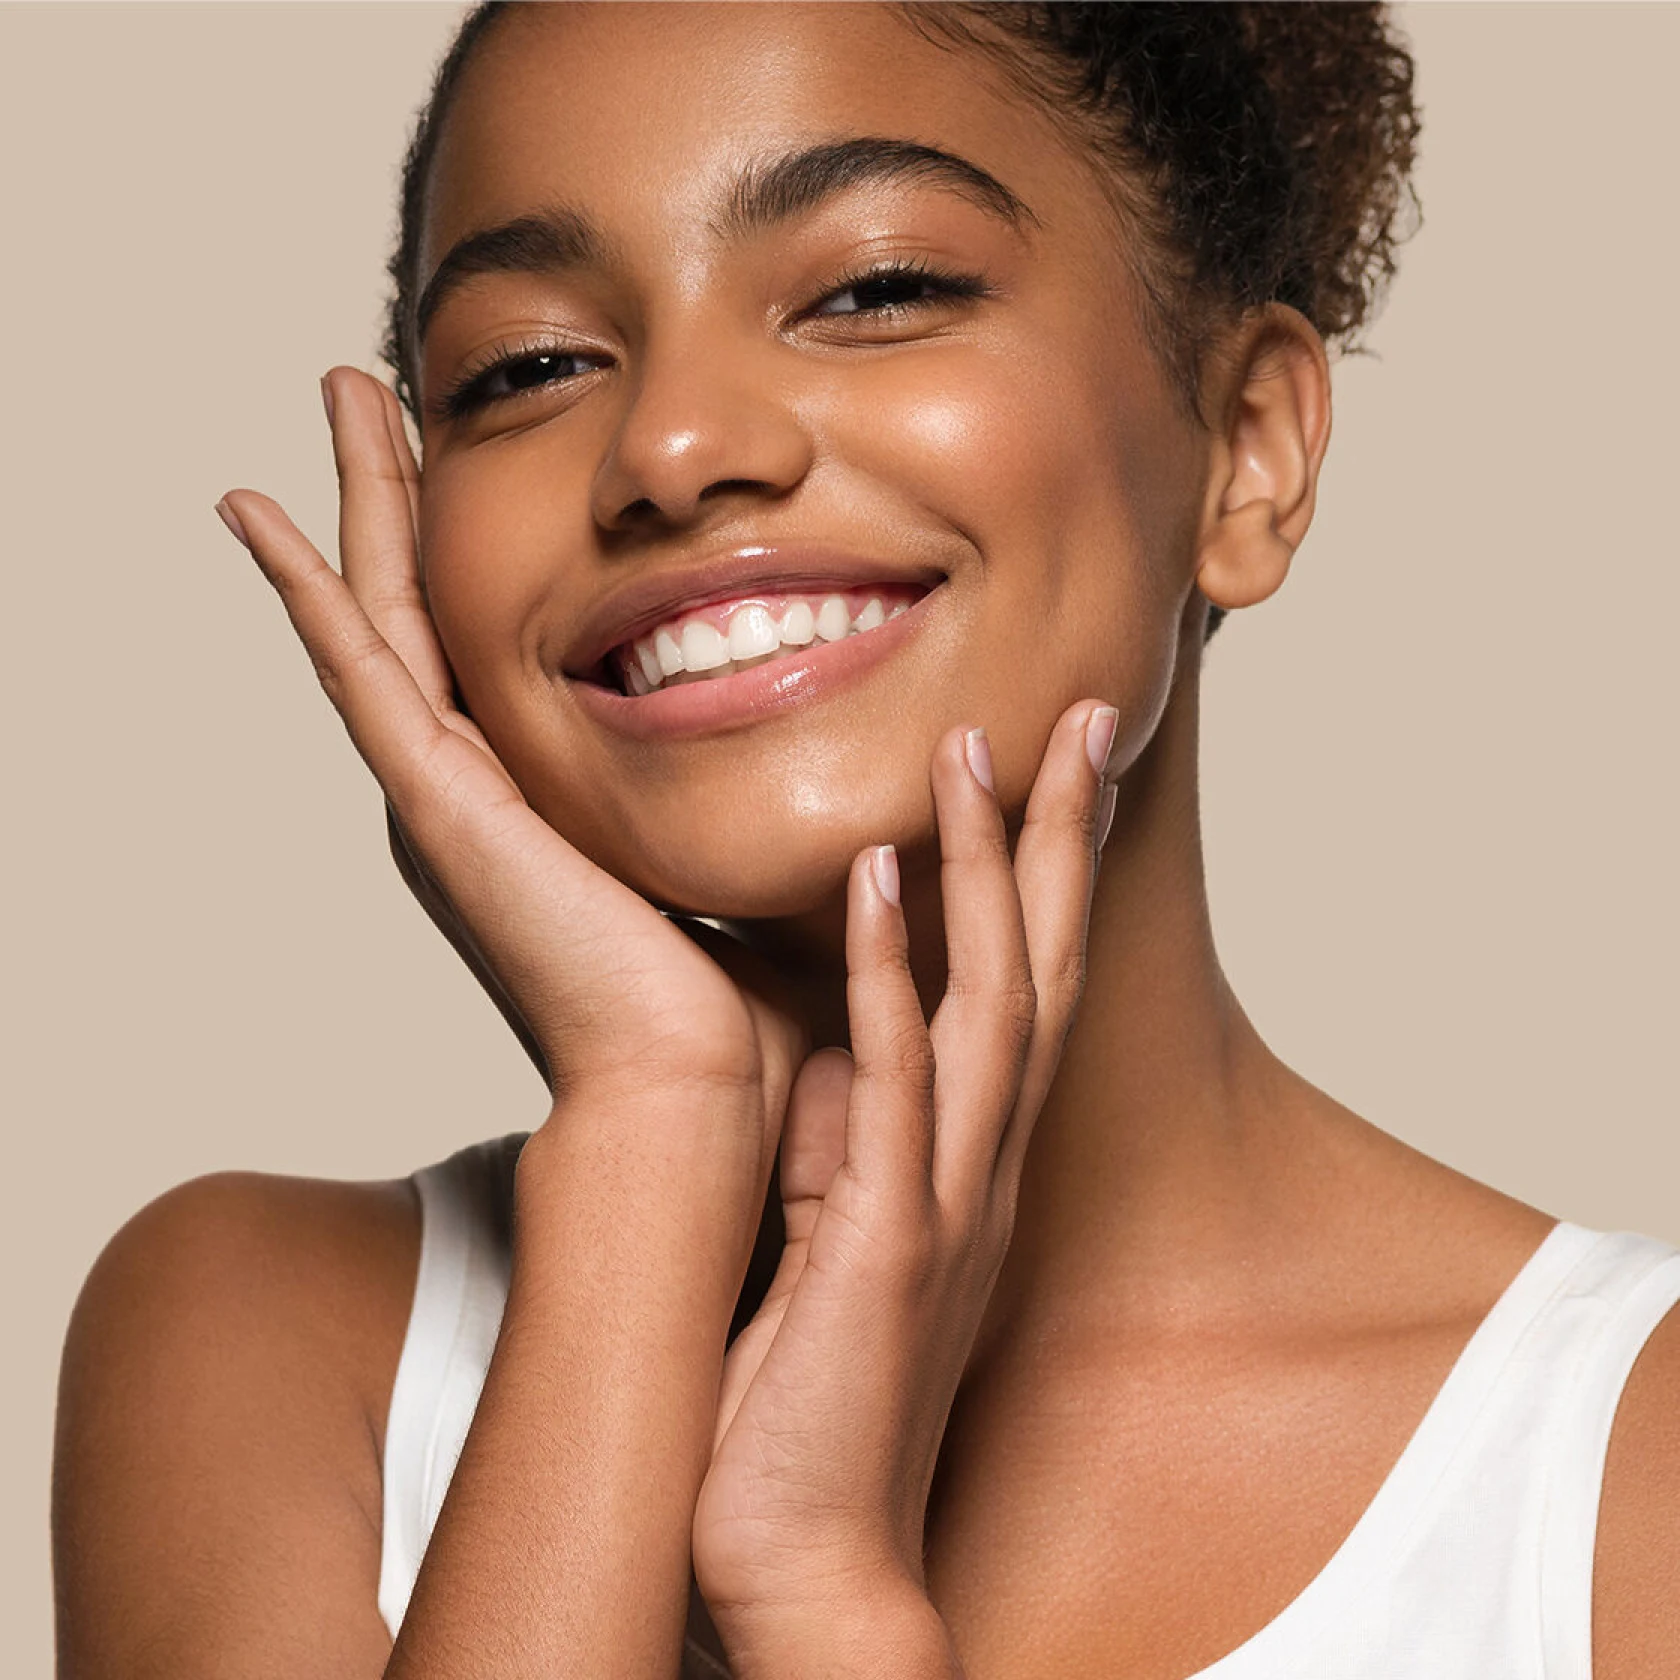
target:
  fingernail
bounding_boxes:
[319,373,336,426]
[1096,782,1119,852]
[214,497,250,549]
[1085,706,1119,777]
[872,843,900,906]
[964,727,994,792]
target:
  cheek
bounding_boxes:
[415,457,638,857]
[417,449,578,711]
[820,339,1201,786]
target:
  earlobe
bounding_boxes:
[1193,307,1332,616]
[1196,499,1296,611]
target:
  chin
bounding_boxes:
[524,758,939,923]
[635,838,861,922]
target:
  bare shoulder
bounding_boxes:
[1594,1293,1680,1680]
[54,1168,420,1678]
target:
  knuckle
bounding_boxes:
[873,1016,934,1091]
[971,821,1015,865]
[880,1206,944,1294]
[310,653,347,709]
[1034,949,1088,1023]
[1023,799,1097,851]
[996,976,1040,1044]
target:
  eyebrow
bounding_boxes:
[413,135,1038,346]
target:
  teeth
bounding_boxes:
[616,590,913,695]
[727,603,780,661]
[778,600,816,645]
[654,627,684,677]
[814,595,851,642]
[681,619,730,671]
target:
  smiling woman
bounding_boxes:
[34,4,1680,1680]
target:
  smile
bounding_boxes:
[609,585,920,696]
[569,577,941,740]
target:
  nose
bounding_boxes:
[589,322,815,535]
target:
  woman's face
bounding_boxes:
[415,1,1211,919]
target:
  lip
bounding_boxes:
[562,544,948,675]
[568,582,942,740]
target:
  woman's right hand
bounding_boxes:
[215,366,806,1177]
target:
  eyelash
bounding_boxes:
[432,258,993,421]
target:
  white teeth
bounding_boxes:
[654,627,684,676]
[635,638,663,688]
[681,619,730,671]
[618,588,920,695]
[814,595,851,642]
[777,600,816,645]
[727,603,780,661]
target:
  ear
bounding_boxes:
[1193,306,1332,615]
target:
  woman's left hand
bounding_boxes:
[692,699,1119,1669]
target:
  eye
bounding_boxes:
[432,343,605,422]
[811,259,991,320]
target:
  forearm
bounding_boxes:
[385,1097,766,1680]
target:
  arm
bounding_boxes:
[1594,1299,1680,1679]
[52,366,805,1678]
[53,1171,415,1678]
[53,1088,766,1680]
[386,1092,765,1680]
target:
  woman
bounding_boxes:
[52,4,1680,1677]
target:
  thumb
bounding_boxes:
[780,1048,853,1240]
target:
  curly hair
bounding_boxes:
[380,1,1422,639]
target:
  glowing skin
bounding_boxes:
[413,1,1207,925]
[94,7,1663,1679]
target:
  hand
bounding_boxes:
[214,367,806,1175]
[690,702,1117,1647]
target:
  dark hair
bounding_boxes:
[380,1,1421,639]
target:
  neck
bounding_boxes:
[732,647,1297,1349]
[973,661,1272,1339]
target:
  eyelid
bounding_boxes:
[430,257,994,422]
[427,333,607,422]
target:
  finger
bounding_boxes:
[376,377,423,537]
[924,723,1038,1209]
[219,488,491,814]
[221,486,666,1033]
[779,1048,852,1245]
[322,366,455,716]
[994,699,1115,1187]
[842,843,936,1195]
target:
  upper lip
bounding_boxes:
[561,545,948,676]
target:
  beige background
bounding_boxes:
[3,0,1676,1661]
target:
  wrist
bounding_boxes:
[511,1090,771,1304]
[714,1575,964,1680]
[519,1078,769,1215]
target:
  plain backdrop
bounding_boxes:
[3,1,1676,1663]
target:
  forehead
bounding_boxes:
[422,1,1093,272]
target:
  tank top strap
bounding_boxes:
[1194,1221,1680,1680]
[1537,1230,1680,1675]
[372,1166,1680,1675]
[377,1132,525,1641]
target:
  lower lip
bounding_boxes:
[568,587,939,740]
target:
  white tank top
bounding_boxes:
[376,1134,1680,1678]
